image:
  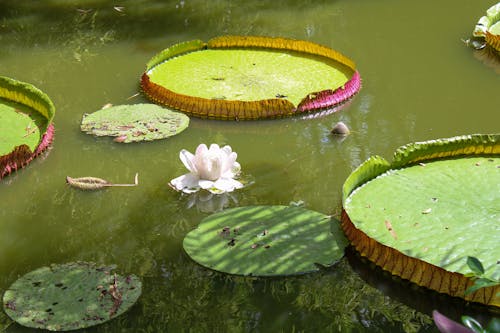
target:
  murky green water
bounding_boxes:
[1,0,498,332]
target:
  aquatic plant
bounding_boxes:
[472,2,500,52]
[0,76,55,179]
[80,103,189,143]
[169,143,243,194]
[141,36,361,120]
[433,310,500,333]
[464,256,500,296]
[2,262,141,331]
[183,205,345,276]
[341,134,500,307]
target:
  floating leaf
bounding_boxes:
[2,262,141,331]
[80,103,189,143]
[142,36,361,120]
[0,76,55,179]
[342,134,500,307]
[183,205,345,276]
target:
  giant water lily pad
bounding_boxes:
[472,3,500,52]
[0,76,55,179]
[142,36,361,120]
[341,134,500,307]
[3,262,142,331]
[183,205,345,276]
[80,103,189,143]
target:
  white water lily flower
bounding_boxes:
[169,143,243,194]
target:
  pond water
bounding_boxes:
[1,0,499,332]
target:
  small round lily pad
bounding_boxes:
[3,262,142,331]
[183,205,345,276]
[80,103,189,143]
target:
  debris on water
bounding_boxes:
[66,173,139,190]
[219,227,231,237]
[331,121,350,136]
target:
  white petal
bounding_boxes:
[198,179,215,189]
[213,177,244,193]
[208,143,220,152]
[221,145,233,155]
[221,151,237,174]
[169,173,201,193]
[195,143,208,156]
[222,160,241,178]
[179,149,197,173]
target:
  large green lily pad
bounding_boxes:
[341,134,500,307]
[80,103,189,143]
[0,76,55,179]
[3,262,142,331]
[183,205,345,276]
[142,36,361,120]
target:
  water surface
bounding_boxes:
[1,0,498,332]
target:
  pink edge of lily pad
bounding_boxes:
[296,71,361,113]
[0,123,55,180]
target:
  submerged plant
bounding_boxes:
[169,143,244,194]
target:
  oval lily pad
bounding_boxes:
[3,262,142,331]
[183,205,345,276]
[142,36,361,120]
[80,103,189,143]
[341,134,500,307]
[0,76,55,179]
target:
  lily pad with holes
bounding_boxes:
[341,134,500,307]
[142,36,361,120]
[0,76,55,179]
[2,262,142,331]
[183,205,346,276]
[80,103,189,143]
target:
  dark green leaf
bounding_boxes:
[467,256,485,276]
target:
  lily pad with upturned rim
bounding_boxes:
[341,134,500,308]
[2,262,142,331]
[142,36,361,120]
[473,3,500,52]
[80,103,189,143]
[183,205,346,276]
[0,76,55,179]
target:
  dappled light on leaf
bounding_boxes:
[342,134,500,307]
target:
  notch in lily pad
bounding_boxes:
[2,262,142,331]
[183,205,346,276]
[80,103,189,143]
